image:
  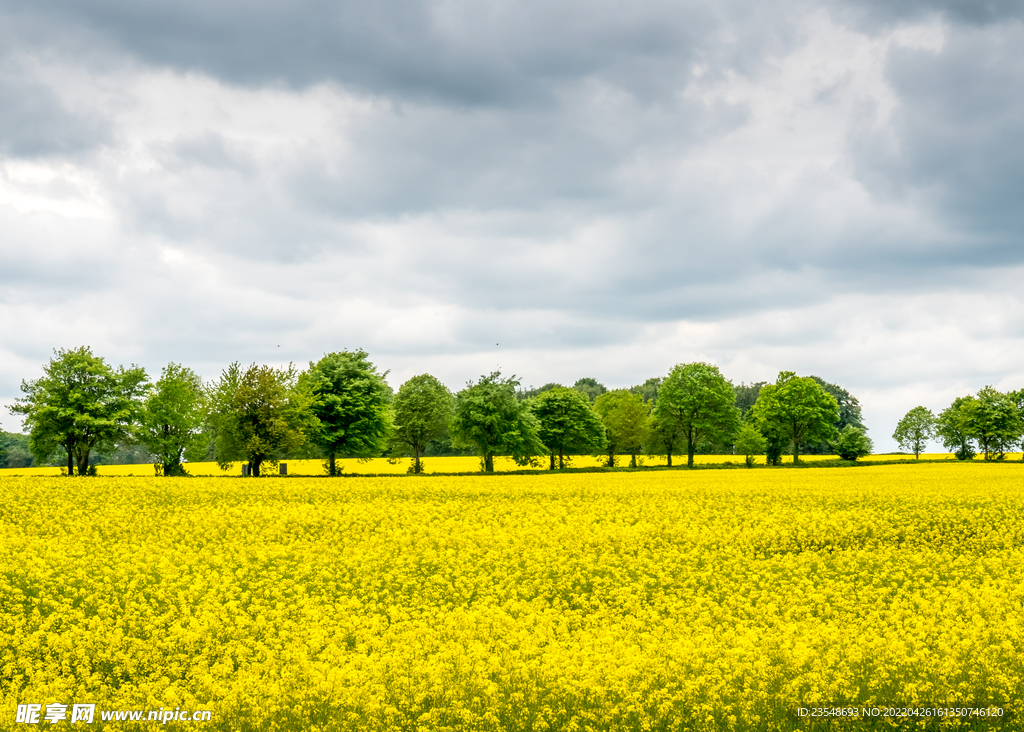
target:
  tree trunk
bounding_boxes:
[666,451,672,467]
[630,452,637,468]
[329,453,337,477]
[252,458,261,477]
[414,446,422,474]
[792,442,800,464]
[484,454,494,472]
[558,448,564,470]
[687,435,696,468]
[76,450,90,476]
[67,449,74,477]
[549,453,555,470]
[606,446,615,468]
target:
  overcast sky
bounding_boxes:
[3,0,1024,451]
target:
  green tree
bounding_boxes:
[750,371,839,464]
[833,425,873,461]
[936,396,976,461]
[594,389,650,467]
[734,382,765,419]
[208,362,315,477]
[967,386,1023,460]
[390,374,454,474]
[654,363,740,468]
[1011,389,1024,461]
[734,423,767,468]
[303,351,392,476]
[137,363,208,476]
[516,383,562,401]
[572,377,607,403]
[10,347,147,476]
[629,377,662,404]
[892,406,936,459]
[452,372,543,472]
[532,387,607,469]
[644,411,684,467]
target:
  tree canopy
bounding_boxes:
[968,386,1023,460]
[936,396,976,461]
[750,371,839,463]
[452,372,543,472]
[303,350,392,476]
[654,362,740,468]
[137,363,208,476]
[572,377,607,403]
[532,386,607,469]
[390,374,454,474]
[833,425,873,461]
[593,389,649,467]
[10,347,147,476]
[892,406,936,459]
[208,362,315,477]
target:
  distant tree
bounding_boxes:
[936,396,976,461]
[208,362,315,477]
[833,425,873,461]
[390,374,454,474]
[734,382,765,418]
[654,363,740,468]
[734,423,767,468]
[892,406,936,460]
[629,377,662,405]
[572,377,607,403]
[1012,389,1024,461]
[594,389,649,467]
[532,387,607,469]
[966,386,1023,460]
[517,383,562,401]
[303,350,392,476]
[809,377,865,431]
[750,371,839,464]
[0,434,6,468]
[452,372,544,472]
[137,363,208,476]
[10,347,147,476]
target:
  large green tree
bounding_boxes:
[532,386,607,469]
[451,372,543,472]
[936,396,976,460]
[654,362,740,468]
[966,386,1023,460]
[10,347,147,476]
[390,374,454,474]
[303,350,392,476]
[594,389,649,467]
[750,371,839,464]
[892,406,936,459]
[137,363,208,476]
[208,362,315,477]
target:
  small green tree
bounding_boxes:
[137,363,208,476]
[734,423,767,467]
[532,387,607,469]
[833,425,873,461]
[390,374,453,474]
[452,372,544,472]
[572,377,608,403]
[892,406,936,460]
[654,362,740,468]
[750,371,839,464]
[594,389,649,467]
[936,396,976,461]
[644,410,684,467]
[10,346,147,476]
[208,362,315,476]
[303,350,392,476]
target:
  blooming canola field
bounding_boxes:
[2,464,1023,730]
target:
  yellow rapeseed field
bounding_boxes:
[2,463,1023,730]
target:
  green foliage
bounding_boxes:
[809,376,865,431]
[9,346,147,476]
[208,362,315,477]
[750,371,840,464]
[452,372,544,472]
[734,423,767,468]
[303,351,392,476]
[572,377,607,403]
[390,374,454,474]
[629,377,662,405]
[734,382,764,419]
[532,387,607,469]
[654,362,740,468]
[967,386,1023,460]
[893,406,936,459]
[936,397,976,460]
[137,363,208,476]
[593,389,649,467]
[833,425,873,461]
[516,383,563,401]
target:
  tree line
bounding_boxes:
[4,347,886,475]
[893,388,1024,461]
